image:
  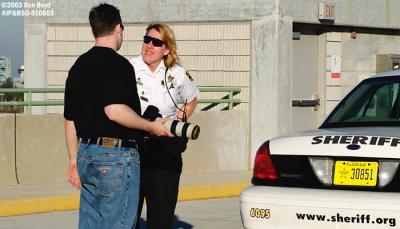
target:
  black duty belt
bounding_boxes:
[80,137,138,149]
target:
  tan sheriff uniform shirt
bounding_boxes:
[130,55,199,119]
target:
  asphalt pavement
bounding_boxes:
[0,170,251,217]
[0,197,243,229]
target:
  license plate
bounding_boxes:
[333,161,378,186]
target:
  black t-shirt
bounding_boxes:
[64,46,143,140]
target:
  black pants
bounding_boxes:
[135,167,181,229]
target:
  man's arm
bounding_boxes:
[177,98,197,121]
[64,119,81,189]
[104,104,173,137]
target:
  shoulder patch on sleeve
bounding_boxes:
[186,70,194,81]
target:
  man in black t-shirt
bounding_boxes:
[63,4,172,229]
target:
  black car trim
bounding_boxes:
[252,155,400,192]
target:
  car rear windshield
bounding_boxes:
[322,77,400,128]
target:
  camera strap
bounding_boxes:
[164,67,187,122]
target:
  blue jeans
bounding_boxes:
[77,143,140,229]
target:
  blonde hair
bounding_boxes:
[146,23,179,68]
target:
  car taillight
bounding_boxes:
[253,141,278,180]
[308,157,334,186]
[378,160,400,187]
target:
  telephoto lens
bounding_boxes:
[163,120,200,140]
[143,105,200,140]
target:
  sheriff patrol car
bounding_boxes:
[240,70,400,229]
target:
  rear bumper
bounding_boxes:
[240,185,400,229]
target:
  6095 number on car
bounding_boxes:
[249,208,270,219]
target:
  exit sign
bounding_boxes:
[319,3,335,21]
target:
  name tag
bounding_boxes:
[140,96,148,102]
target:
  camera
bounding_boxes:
[143,105,200,140]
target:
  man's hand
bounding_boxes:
[68,160,81,189]
[149,117,174,137]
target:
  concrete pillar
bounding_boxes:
[24,23,47,114]
[250,13,293,163]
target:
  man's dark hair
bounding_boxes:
[89,3,122,38]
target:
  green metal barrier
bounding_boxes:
[0,87,241,114]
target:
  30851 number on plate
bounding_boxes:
[333,161,378,186]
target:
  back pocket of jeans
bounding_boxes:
[87,161,123,196]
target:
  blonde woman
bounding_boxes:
[130,24,199,229]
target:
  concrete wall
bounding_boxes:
[45,23,251,113]
[283,0,400,28]
[24,0,400,165]
[24,0,275,162]
[324,31,400,115]
[16,114,69,183]
[341,32,400,92]
[0,115,17,185]
[0,114,69,185]
[183,111,249,174]
[0,112,248,186]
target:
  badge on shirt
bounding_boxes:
[186,70,194,81]
[136,78,143,86]
[167,74,175,83]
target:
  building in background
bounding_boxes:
[18,65,24,81]
[0,56,11,81]
[13,65,24,87]
[24,0,400,165]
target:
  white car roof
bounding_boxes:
[371,69,400,78]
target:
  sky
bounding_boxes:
[0,0,24,78]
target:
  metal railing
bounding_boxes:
[0,87,241,114]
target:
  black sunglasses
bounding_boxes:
[143,35,165,47]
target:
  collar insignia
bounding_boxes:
[186,71,194,81]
